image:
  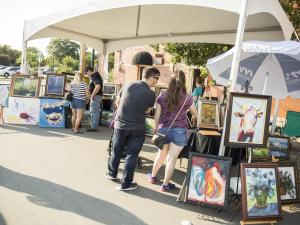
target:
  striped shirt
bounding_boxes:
[70,82,88,100]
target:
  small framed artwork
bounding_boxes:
[145,117,155,135]
[197,99,220,129]
[0,84,10,107]
[268,135,290,160]
[251,147,270,161]
[241,163,282,221]
[45,74,66,97]
[10,76,40,98]
[185,153,231,209]
[224,92,272,148]
[103,84,117,96]
[39,98,65,128]
[278,163,299,204]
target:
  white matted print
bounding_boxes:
[3,97,40,125]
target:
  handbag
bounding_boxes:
[151,96,188,149]
[66,92,73,101]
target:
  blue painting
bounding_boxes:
[0,84,10,107]
[39,99,65,128]
[45,74,66,96]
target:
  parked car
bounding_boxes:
[42,67,54,75]
[0,66,20,78]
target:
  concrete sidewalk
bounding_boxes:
[0,125,299,225]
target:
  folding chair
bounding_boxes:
[281,111,300,142]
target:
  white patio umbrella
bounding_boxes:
[206,40,300,135]
[207,40,300,99]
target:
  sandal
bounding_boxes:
[147,173,157,184]
[160,183,176,192]
[73,130,84,134]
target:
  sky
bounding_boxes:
[0,0,92,55]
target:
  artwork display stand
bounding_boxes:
[240,220,277,225]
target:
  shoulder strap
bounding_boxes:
[165,95,188,135]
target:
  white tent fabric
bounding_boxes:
[23,0,294,54]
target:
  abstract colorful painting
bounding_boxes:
[39,99,65,128]
[0,84,10,107]
[198,100,219,129]
[268,136,290,160]
[3,97,40,125]
[225,93,272,148]
[278,163,299,204]
[241,163,282,221]
[185,153,231,209]
[11,76,40,98]
[45,74,66,96]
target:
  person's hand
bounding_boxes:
[191,116,197,127]
[153,127,158,134]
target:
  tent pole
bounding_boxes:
[271,98,280,134]
[79,43,86,74]
[21,41,27,75]
[218,0,248,156]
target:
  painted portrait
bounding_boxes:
[3,97,40,125]
[0,84,10,107]
[241,163,282,221]
[11,76,40,98]
[198,100,219,129]
[268,136,290,160]
[185,153,231,209]
[45,74,66,96]
[39,99,65,128]
[278,163,299,204]
[225,93,272,148]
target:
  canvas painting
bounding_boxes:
[103,84,117,96]
[3,97,40,125]
[278,163,299,204]
[185,153,231,209]
[45,74,66,96]
[225,93,272,148]
[198,100,219,129]
[11,76,40,98]
[251,148,270,160]
[241,163,282,221]
[39,99,65,128]
[269,136,289,159]
[145,117,155,135]
[0,84,10,107]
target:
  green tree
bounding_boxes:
[0,44,21,65]
[16,47,44,75]
[57,56,79,74]
[280,0,300,38]
[47,38,80,65]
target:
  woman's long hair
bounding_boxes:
[72,72,83,84]
[166,70,187,111]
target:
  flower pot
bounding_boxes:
[255,189,268,208]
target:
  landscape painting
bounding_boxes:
[185,153,231,209]
[241,163,282,221]
[198,100,219,129]
[45,74,66,96]
[225,93,272,148]
[269,136,290,160]
[11,76,40,98]
[3,97,40,125]
[39,98,65,128]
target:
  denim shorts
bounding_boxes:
[158,127,188,147]
[71,98,86,109]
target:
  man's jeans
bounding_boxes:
[90,95,102,129]
[108,128,145,188]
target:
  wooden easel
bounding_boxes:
[240,220,277,225]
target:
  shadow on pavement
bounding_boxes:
[0,213,6,225]
[0,166,146,225]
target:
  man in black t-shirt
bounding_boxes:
[106,66,160,191]
[85,67,103,132]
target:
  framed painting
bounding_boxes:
[45,74,66,96]
[145,117,155,135]
[3,97,40,125]
[0,84,10,107]
[103,84,117,96]
[39,98,65,128]
[278,163,299,204]
[224,92,272,148]
[268,135,290,160]
[11,76,40,98]
[251,147,270,161]
[241,163,282,221]
[185,153,231,209]
[197,99,220,129]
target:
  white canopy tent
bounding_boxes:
[22,0,294,75]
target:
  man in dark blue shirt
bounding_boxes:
[106,66,160,191]
[85,67,103,132]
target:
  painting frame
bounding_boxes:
[103,83,117,96]
[197,99,220,129]
[10,75,41,98]
[224,92,272,148]
[0,84,10,107]
[277,162,299,204]
[39,98,65,128]
[45,74,66,97]
[241,163,282,222]
[185,152,232,210]
[268,135,290,160]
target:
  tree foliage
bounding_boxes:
[47,38,80,64]
[279,0,300,38]
[0,44,21,65]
